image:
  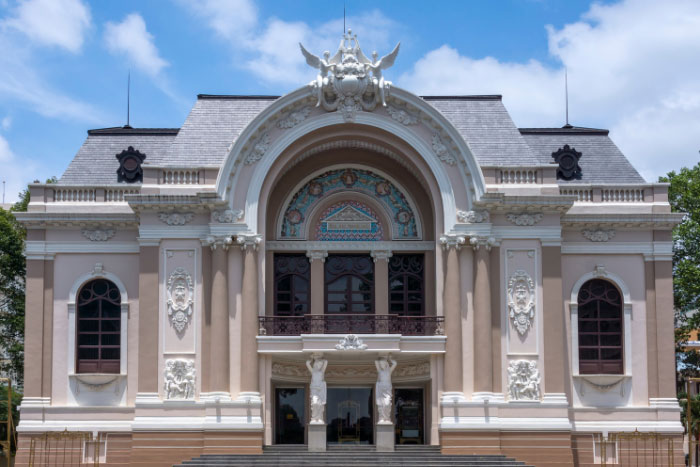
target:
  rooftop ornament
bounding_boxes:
[551,144,582,181]
[300,30,400,121]
[115,146,146,183]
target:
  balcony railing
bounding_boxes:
[258,314,444,336]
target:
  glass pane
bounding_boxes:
[78,333,99,346]
[101,348,120,360]
[408,293,422,302]
[293,276,308,292]
[390,293,403,302]
[79,320,99,332]
[327,303,344,313]
[351,293,366,302]
[102,303,120,318]
[579,334,598,346]
[599,302,620,319]
[328,280,346,292]
[578,303,597,319]
[600,320,621,333]
[326,388,373,444]
[276,388,306,444]
[407,277,422,291]
[579,348,598,361]
[600,334,622,346]
[92,280,108,296]
[327,293,345,302]
[78,348,98,360]
[277,276,291,291]
[601,348,622,360]
[101,320,120,332]
[351,276,363,292]
[102,334,120,346]
[390,279,403,291]
[579,321,598,333]
[352,303,371,312]
[79,302,99,318]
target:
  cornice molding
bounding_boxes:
[266,240,434,252]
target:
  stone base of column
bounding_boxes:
[376,422,395,452]
[308,422,326,452]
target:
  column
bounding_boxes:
[654,258,675,398]
[372,250,392,316]
[209,236,231,397]
[542,245,566,397]
[24,259,45,398]
[306,250,327,316]
[137,244,159,396]
[440,234,464,394]
[472,237,493,396]
[238,234,262,397]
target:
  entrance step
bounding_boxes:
[175,445,533,466]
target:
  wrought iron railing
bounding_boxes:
[258,314,444,336]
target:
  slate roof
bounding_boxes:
[519,127,646,184]
[58,95,646,185]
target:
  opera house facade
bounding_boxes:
[14,32,683,466]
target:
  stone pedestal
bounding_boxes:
[376,422,395,452]
[308,423,326,452]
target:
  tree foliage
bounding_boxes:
[660,163,700,377]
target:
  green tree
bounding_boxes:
[660,163,700,377]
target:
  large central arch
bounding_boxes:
[215,86,486,235]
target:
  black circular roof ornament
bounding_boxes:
[551,144,582,180]
[116,146,146,183]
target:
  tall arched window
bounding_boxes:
[388,254,424,316]
[577,279,623,374]
[274,254,310,316]
[77,279,121,373]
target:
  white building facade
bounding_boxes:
[15,33,682,466]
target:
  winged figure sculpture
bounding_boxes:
[299,43,342,107]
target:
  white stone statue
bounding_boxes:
[306,354,328,424]
[375,355,397,423]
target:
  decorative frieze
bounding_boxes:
[393,361,430,378]
[507,270,536,336]
[432,134,456,165]
[505,212,543,226]
[163,359,195,400]
[582,228,616,242]
[244,133,270,165]
[81,228,115,242]
[386,105,418,125]
[457,209,490,223]
[167,267,194,334]
[277,106,312,129]
[507,360,541,401]
[211,209,244,223]
[158,211,194,226]
[335,334,368,350]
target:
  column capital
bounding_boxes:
[306,250,328,262]
[236,233,263,250]
[205,235,233,250]
[439,234,465,250]
[469,235,498,251]
[370,249,393,262]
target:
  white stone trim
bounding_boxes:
[492,226,562,242]
[569,265,632,378]
[67,263,129,377]
[26,241,140,255]
[274,163,424,240]
[562,241,672,259]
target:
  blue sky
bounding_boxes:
[1,0,699,202]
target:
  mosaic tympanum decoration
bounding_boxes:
[280,168,418,240]
[316,201,382,241]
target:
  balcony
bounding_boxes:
[258,314,444,336]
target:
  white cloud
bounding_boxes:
[1,116,11,131]
[180,0,400,86]
[0,134,42,203]
[399,0,700,181]
[104,13,169,78]
[3,0,91,53]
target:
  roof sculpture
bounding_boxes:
[300,29,400,120]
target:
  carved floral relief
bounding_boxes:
[167,267,194,334]
[507,270,535,336]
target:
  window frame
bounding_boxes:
[388,254,425,316]
[569,266,632,378]
[273,254,311,316]
[324,254,375,315]
[76,279,122,374]
[67,264,129,376]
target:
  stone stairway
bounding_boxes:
[175,445,533,466]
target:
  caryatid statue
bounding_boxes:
[306,354,328,424]
[375,355,397,424]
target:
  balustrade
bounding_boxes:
[258,314,444,336]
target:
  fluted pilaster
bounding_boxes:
[239,234,262,394]
[208,236,232,395]
[472,236,495,395]
[439,234,464,393]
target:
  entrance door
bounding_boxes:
[395,388,424,444]
[275,388,305,444]
[326,387,373,444]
